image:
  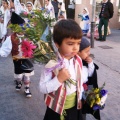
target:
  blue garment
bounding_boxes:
[81,15,90,34]
[82,15,89,21]
[40,26,49,42]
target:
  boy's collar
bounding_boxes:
[64,57,74,61]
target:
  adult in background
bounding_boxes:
[58,1,67,19]
[34,0,41,10]
[78,8,90,35]
[45,0,55,19]
[51,0,59,20]
[97,0,114,41]
[0,0,10,40]
[9,0,23,15]
[21,3,27,12]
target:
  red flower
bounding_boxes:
[83,83,88,91]
[21,40,36,58]
[23,12,28,16]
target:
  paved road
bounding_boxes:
[0,29,120,120]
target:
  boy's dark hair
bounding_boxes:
[53,19,82,45]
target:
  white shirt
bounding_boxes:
[0,36,12,57]
[39,57,83,100]
[2,9,11,37]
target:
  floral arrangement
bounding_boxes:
[83,83,108,111]
[20,11,29,18]
[21,40,36,58]
[8,9,56,63]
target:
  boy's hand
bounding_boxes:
[57,68,71,83]
[85,56,93,63]
[78,100,82,109]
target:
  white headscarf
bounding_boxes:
[34,0,41,9]
[21,3,27,12]
[14,0,23,15]
[26,1,35,13]
[83,7,89,15]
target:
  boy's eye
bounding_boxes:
[67,42,81,45]
[67,43,73,45]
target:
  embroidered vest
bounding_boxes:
[44,55,82,115]
[11,33,20,56]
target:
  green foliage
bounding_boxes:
[8,24,23,33]
[34,40,56,63]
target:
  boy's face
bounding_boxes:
[56,38,81,59]
[78,46,90,60]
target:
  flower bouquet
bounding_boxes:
[12,38,36,60]
[21,40,36,58]
[8,9,56,63]
[20,11,29,18]
[83,83,108,111]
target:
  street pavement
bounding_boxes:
[0,29,120,120]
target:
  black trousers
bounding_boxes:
[13,59,33,74]
[98,17,109,40]
[43,106,82,120]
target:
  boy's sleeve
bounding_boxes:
[80,85,84,100]
[80,63,84,100]
[39,67,62,94]
[0,36,12,57]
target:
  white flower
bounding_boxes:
[99,94,108,106]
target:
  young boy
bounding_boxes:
[0,12,34,98]
[78,37,100,120]
[39,19,83,120]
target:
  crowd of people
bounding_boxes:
[0,0,66,42]
[0,0,113,120]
